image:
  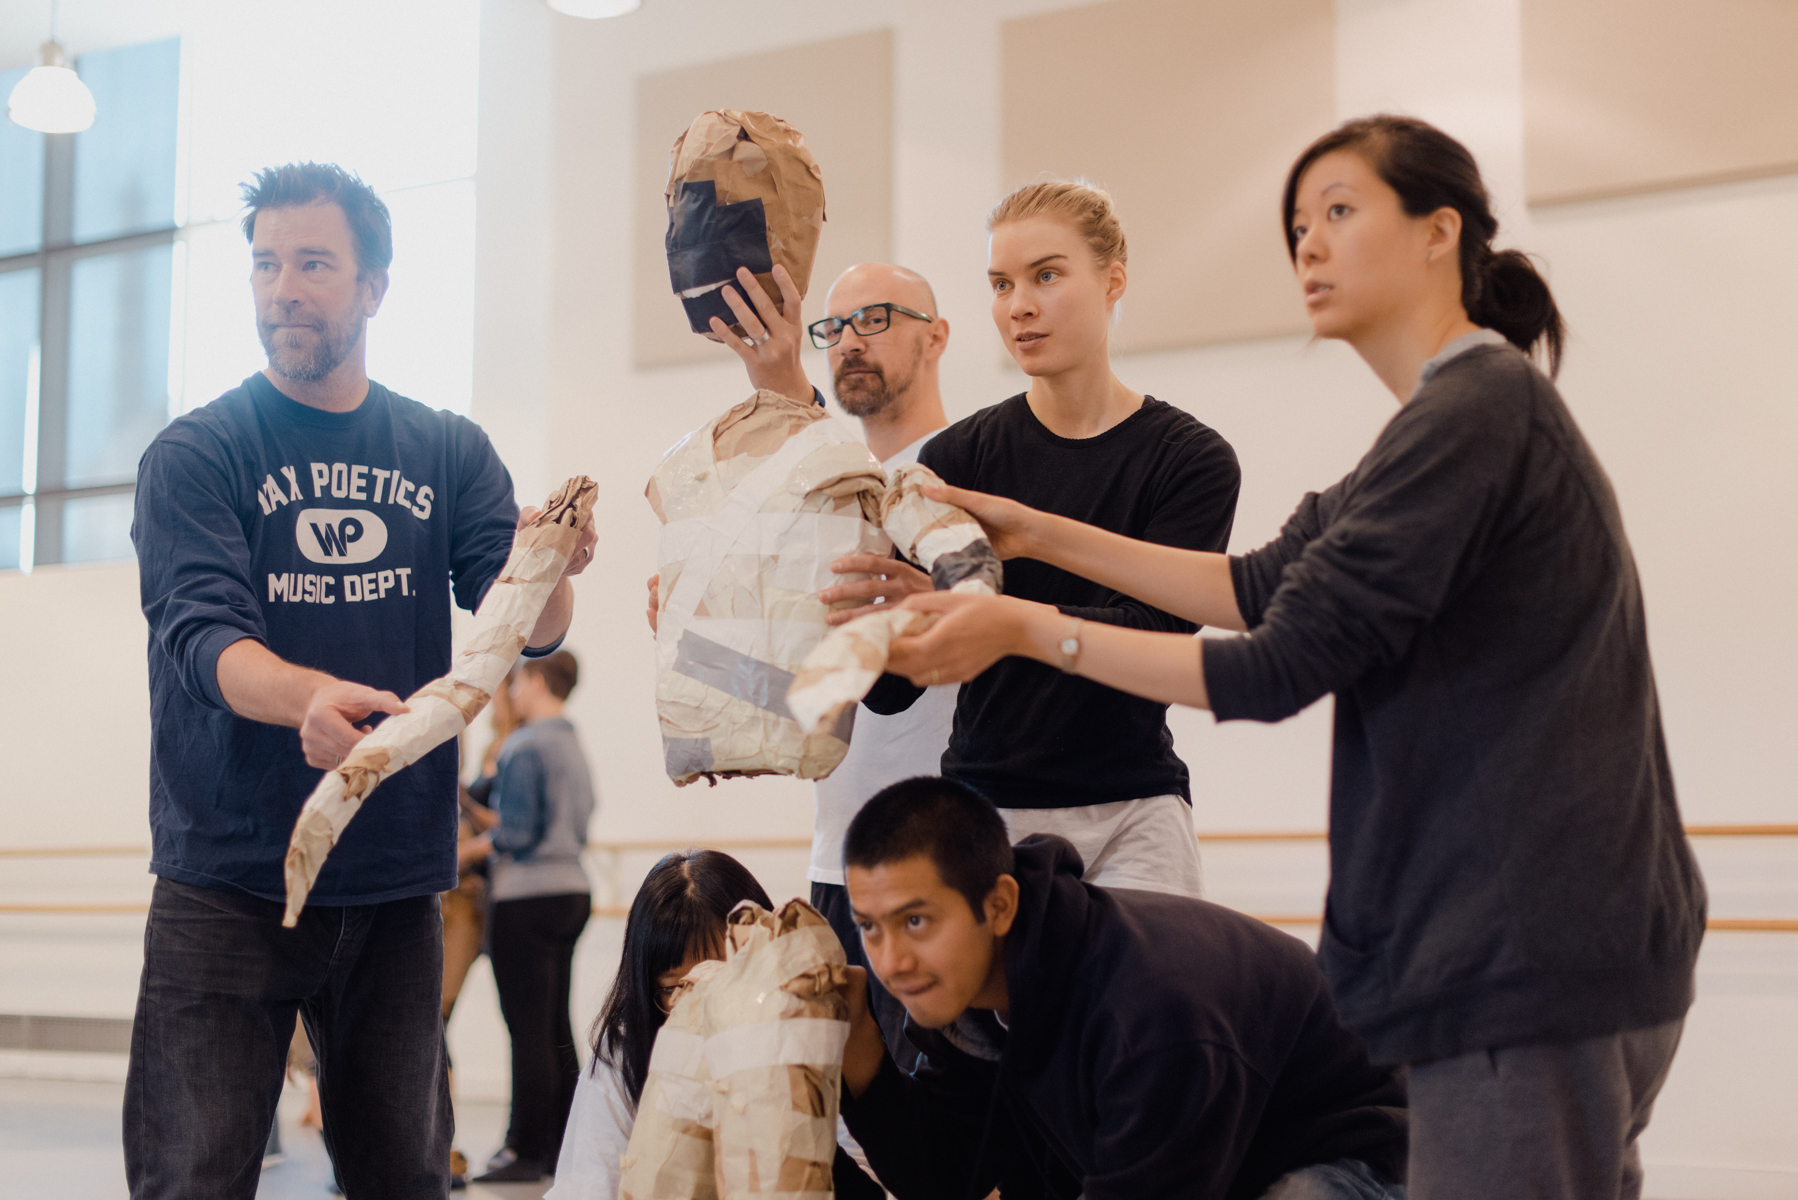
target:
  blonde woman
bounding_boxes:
[840,181,1242,897]
[702,186,1238,897]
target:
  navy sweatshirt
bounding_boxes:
[842,838,1407,1200]
[864,395,1240,808]
[1203,335,1707,1064]
[133,373,524,905]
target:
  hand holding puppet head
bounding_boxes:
[665,110,825,341]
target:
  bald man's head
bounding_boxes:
[827,262,938,320]
[824,263,945,422]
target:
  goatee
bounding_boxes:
[260,312,364,383]
[834,364,904,419]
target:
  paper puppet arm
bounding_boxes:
[281,476,598,927]
[785,463,1001,735]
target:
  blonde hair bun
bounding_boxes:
[987,177,1127,268]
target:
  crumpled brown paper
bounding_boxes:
[620,900,850,1200]
[281,477,598,927]
[666,110,826,337]
[649,391,889,785]
[786,463,1001,735]
[620,959,727,1200]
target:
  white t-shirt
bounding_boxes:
[546,1054,636,1200]
[809,430,959,886]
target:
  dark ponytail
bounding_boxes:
[1282,115,1565,377]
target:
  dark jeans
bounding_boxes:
[487,891,590,1164]
[1407,1019,1684,1200]
[124,877,450,1200]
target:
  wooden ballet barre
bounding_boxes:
[5,824,1796,863]
[1,901,1793,932]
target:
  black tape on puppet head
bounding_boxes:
[662,110,826,341]
[667,181,774,334]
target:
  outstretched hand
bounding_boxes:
[921,482,1042,561]
[645,573,660,634]
[886,591,1050,687]
[820,554,934,626]
[300,681,410,770]
[710,264,814,404]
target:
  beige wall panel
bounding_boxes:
[1001,0,1331,353]
[1523,0,1798,206]
[632,30,893,369]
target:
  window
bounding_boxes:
[1,38,181,570]
[3,1,482,575]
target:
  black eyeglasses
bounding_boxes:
[807,302,934,349]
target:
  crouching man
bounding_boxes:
[839,778,1408,1200]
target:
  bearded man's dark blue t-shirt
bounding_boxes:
[134,372,527,905]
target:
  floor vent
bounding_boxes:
[0,1014,133,1054]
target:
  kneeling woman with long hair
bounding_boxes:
[546,850,770,1198]
[546,851,881,1199]
[884,116,1706,1199]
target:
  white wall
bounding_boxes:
[510,0,1798,1192]
[0,0,1793,1190]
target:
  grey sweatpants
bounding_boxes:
[1407,1019,1684,1200]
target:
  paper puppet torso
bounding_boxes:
[648,390,888,785]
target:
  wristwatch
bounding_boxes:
[1057,618,1084,675]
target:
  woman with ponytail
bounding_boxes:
[882,115,1706,1198]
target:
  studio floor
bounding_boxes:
[0,1076,550,1200]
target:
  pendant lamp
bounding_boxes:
[8,2,96,135]
[546,0,641,17]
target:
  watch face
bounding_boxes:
[1060,637,1079,655]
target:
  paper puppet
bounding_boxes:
[648,390,890,785]
[619,900,849,1200]
[282,476,598,927]
[664,110,826,339]
[786,463,1000,737]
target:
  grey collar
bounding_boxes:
[1413,328,1508,399]
[937,1009,1007,1062]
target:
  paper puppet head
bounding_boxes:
[664,110,826,339]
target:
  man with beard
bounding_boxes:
[798,264,957,960]
[125,162,594,1200]
[644,262,957,1091]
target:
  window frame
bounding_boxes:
[0,128,179,568]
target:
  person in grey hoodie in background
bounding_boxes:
[474,650,597,1185]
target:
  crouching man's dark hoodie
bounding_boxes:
[842,837,1407,1200]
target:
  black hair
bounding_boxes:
[591,850,772,1103]
[843,776,1014,920]
[1282,114,1565,377]
[239,162,393,279]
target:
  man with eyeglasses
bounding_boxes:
[645,259,957,1066]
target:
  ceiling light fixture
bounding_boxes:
[546,0,642,18]
[7,0,96,135]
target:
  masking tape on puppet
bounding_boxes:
[650,1081,713,1124]
[672,629,799,720]
[702,1019,849,1080]
[647,1027,708,1078]
[663,618,833,668]
[913,522,985,565]
[664,421,849,618]
[660,512,873,565]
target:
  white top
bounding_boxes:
[545,1054,636,1200]
[810,430,960,885]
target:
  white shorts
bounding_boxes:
[999,793,1203,898]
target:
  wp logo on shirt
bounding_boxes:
[297,508,389,564]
